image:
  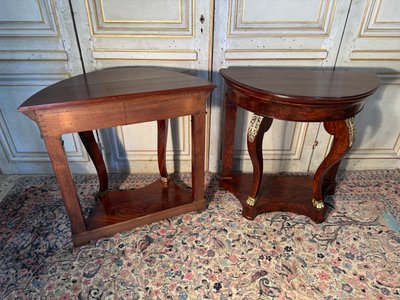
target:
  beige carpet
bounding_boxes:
[0,170,399,299]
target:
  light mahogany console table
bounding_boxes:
[19,67,215,246]
[219,67,379,223]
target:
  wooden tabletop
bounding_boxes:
[19,67,215,112]
[220,67,380,103]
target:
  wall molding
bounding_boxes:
[93,49,198,61]
[0,0,59,37]
[112,117,191,162]
[224,49,328,60]
[85,0,194,37]
[234,122,308,161]
[0,50,67,62]
[359,0,400,38]
[228,0,337,37]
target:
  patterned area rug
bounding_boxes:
[0,170,399,299]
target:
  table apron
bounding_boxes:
[35,93,208,136]
[230,94,365,122]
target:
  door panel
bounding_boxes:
[310,0,400,170]
[109,119,190,172]
[71,0,213,173]
[210,0,352,173]
[2,0,397,175]
[0,0,92,174]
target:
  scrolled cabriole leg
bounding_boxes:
[246,114,273,208]
[78,130,108,193]
[312,117,355,220]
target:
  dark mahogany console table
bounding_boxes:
[219,67,379,223]
[19,67,215,246]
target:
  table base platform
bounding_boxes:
[73,179,205,246]
[220,174,328,223]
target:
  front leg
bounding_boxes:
[191,112,206,204]
[43,135,87,237]
[312,118,355,218]
[322,117,356,195]
[244,115,273,215]
[221,94,238,179]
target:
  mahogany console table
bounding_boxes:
[219,67,379,223]
[19,67,215,246]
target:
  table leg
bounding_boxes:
[221,96,237,179]
[246,115,273,208]
[322,161,341,195]
[157,120,169,182]
[240,115,273,219]
[78,131,108,193]
[191,112,206,203]
[312,118,355,217]
[43,135,86,235]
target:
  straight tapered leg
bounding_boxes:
[191,112,206,203]
[221,94,237,179]
[43,135,86,236]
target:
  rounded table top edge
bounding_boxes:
[19,67,216,112]
[220,67,380,104]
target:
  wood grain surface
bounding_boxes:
[220,67,379,223]
[19,67,215,111]
[220,67,380,103]
[19,67,215,246]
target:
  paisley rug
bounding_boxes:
[0,170,399,299]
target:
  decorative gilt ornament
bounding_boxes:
[345,117,356,147]
[247,114,263,143]
[246,196,257,206]
[312,198,324,209]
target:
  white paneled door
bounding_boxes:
[0,0,94,173]
[310,0,400,170]
[70,0,214,173]
[0,0,398,174]
[210,0,353,173]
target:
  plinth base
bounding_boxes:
[220,174,327,223]
[73,179,205,246]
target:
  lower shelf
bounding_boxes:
[73,179,205,246]
[220,174,327,223]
